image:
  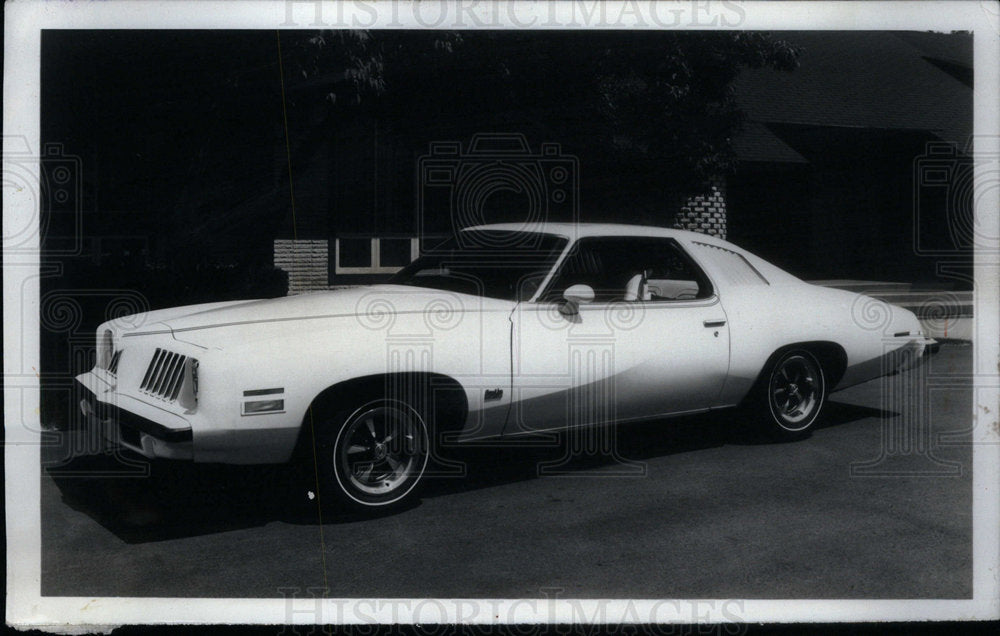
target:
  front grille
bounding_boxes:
[139,348,188,401]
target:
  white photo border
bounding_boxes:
[5,0,999,628]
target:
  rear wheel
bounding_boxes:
[755,349,827,440]
[315,399,429,511]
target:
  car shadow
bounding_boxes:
[44,399,897,543]
[419,400,897,498]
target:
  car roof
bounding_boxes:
[462,222,729,246]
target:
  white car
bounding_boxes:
[76,223,937,509]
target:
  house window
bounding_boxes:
[334,237,420,274]
[337,238,372,269]
[379,238,413,268]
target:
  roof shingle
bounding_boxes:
[733,31,972,163]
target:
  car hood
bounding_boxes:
[139,285,512,349]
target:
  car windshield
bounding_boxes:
[389,230,568,300]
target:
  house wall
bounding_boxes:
[274,175,732,293]
[273,239,330,295]
[273,125,972,294]
[672,176,728,240]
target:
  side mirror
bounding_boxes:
[559,284,595,316]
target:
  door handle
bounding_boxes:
[703,319,727,328]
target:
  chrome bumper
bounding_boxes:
[75,371,193,460]
[894,337,939,373]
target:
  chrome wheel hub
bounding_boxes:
[769,354,822,430]
[337,405,423,496]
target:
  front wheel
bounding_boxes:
[755,349,827,440]
[316,399,429,511]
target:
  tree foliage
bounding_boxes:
[285,29,800,206]
[282,30,461,105]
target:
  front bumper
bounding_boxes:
[75,371,193,460]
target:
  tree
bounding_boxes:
[284,29,799,219]
[435,31,800,207]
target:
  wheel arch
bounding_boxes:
[290,372,470,461]
[745,340,848,403]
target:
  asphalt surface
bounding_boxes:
[41,343,973,599]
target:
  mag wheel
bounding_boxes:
[318,399,429,511]
[759,349,827,440]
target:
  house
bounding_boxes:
[727,30,972,285]
[39,30,973,295]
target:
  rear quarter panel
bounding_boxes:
[681,238,921,405]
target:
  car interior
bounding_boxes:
[543,237,712,303]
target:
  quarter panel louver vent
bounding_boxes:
[692,241,770,286]
[140,348,188,401]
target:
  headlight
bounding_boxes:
[100,330,114,369]
[190,359,199,399]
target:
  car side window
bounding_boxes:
[542,237,713,302]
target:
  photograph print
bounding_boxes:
[6,0,999,629]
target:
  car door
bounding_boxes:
[505,236,730,435]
